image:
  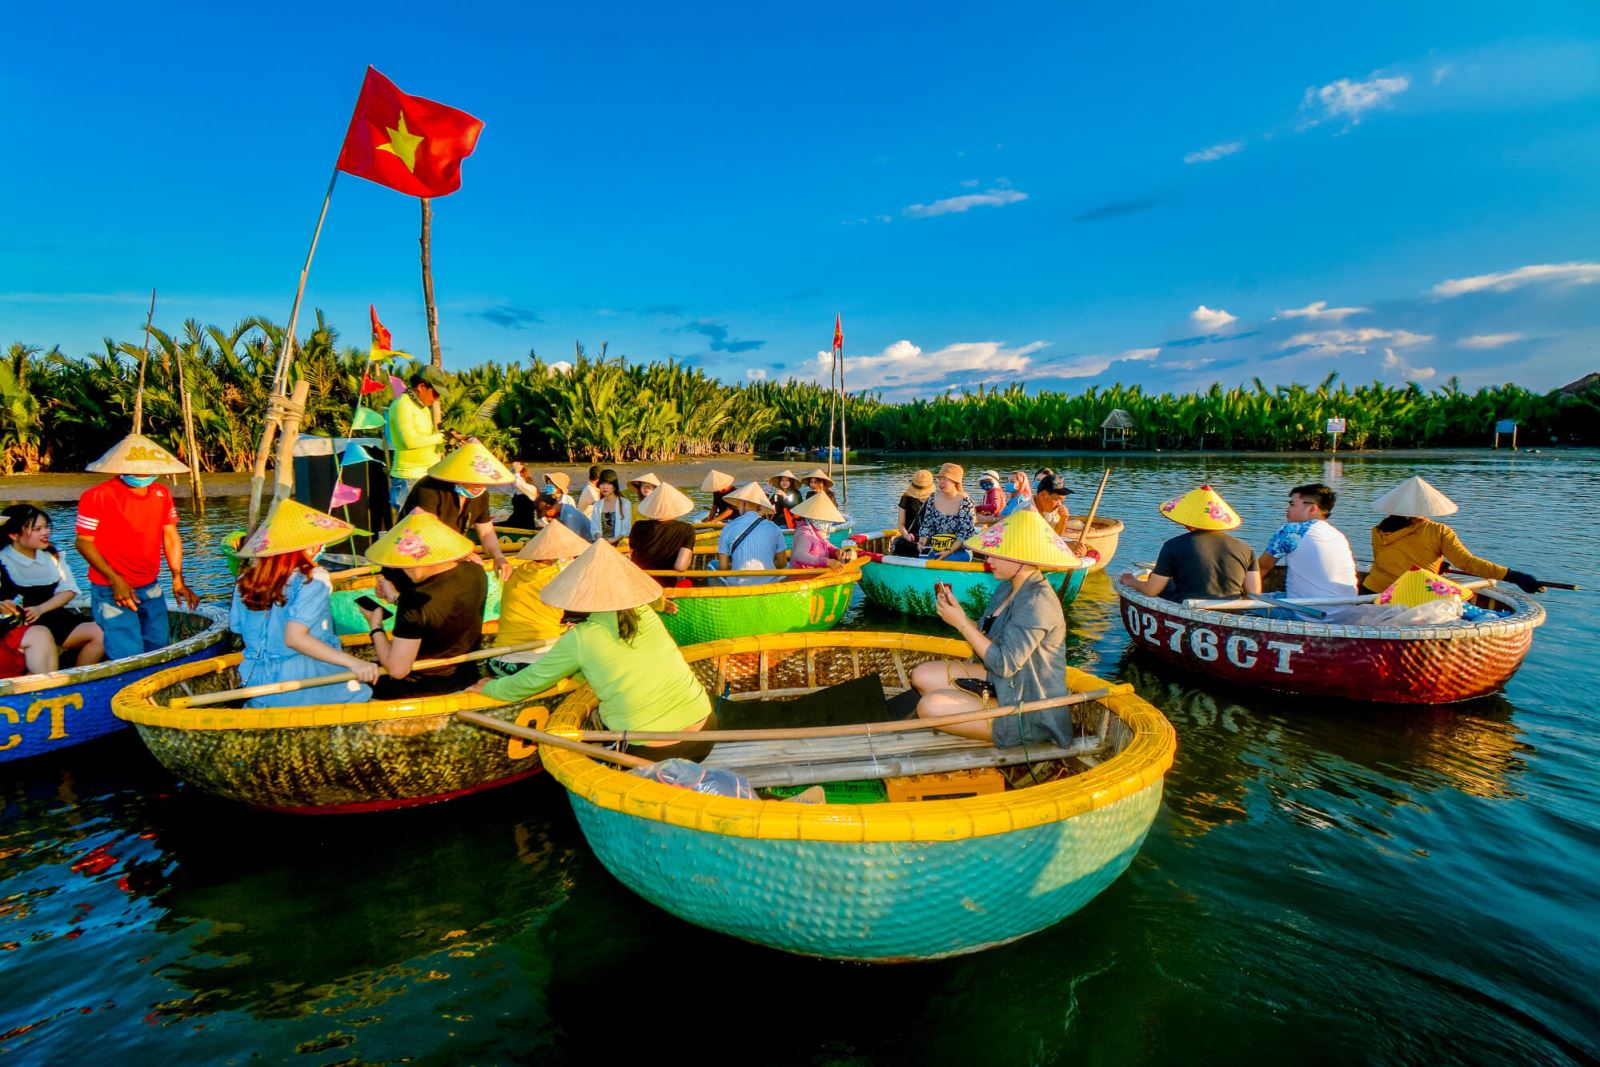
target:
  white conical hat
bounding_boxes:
[1372,475,1458,518]
[515,518,592,561]
[725,481,775,512]
[539,538,663,613]
[700,469,734,492]
[86,433,190,475]
[636,481,697,521]
[791,492,845,525]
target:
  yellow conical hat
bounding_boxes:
[1372,475,1458,518]
[1375,566,1470,607]
[364,508,475,567]
[236,499,360,558]
[1157,484,1242,531]
[85,433,190,475]
[539,538,663,613]
[428,440,513,485]
[801,467,835,488]
[627,472,661,493]
[767,468,800,487]
[964,508,1084,570]
[725,481,775,511]
[701,469,734,492]
[515,518,591,561]
[636,481,697,521]
[791,492,845,525]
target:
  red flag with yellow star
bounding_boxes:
[832,313,843,352]
[336,67,484,198]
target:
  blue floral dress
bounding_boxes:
[229,568,372,708]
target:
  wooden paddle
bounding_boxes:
[168,638,557,709]
[1246,593,1327,619]
[1073,468,1112,555]
[1186,577,1495,612]
[1439,563,1579,591]
[455,710,656,769]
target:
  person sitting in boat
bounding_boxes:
[1119,485,1261,603]
[918,464,978,561]
[975,470,1007,522]
[629,482,700,585]
[767,469,802,529]
[1256,482,1358,600]
[715,482,787,586]
[912,509,1079,744]
[230,500,379,707]
[576,464,603,520]
[788,492,851,571]
[1363,476,1544,594]
[589,469,633,545]
[74,433,201,661]
[362,509,488,700]
[998,470,1034,518]
[0,505,104,670]
[506,461,545,530]
[540,472,595,540]
[493,519,590,668]
[401,440,514,581]
[627,473,660,522]
[801,468,838,504]
[1030,474,1074,536]
[701,469,737,523]
[470,540,718,762]
[892,469,935,558]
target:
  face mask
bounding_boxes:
[455,485,486,499]
[541,484,557,497]
[120,475,158,488]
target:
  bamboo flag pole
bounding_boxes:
[133,289,156,435]
[1073,468,1112,554]
[174,332,206,513]
[421,197,446,439]
[839,340,849,507]
[271,380,312,509]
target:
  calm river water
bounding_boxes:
[3,451,1597,1064]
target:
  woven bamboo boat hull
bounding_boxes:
[0,606,228,763]
[541,632,1175,961]
[1061,516,1122,573]
[111,636,575,813]
[657,564,863,645]
[326,564,503,636]
[1116,584,1543,704]
[856,534,1088,618]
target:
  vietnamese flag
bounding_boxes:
[337,67,484,198]
[832,313,843,352]
[370,304,392,352]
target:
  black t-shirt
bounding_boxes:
[375,560,487,698]
[1154,530,1257,603]
[898,494,927,538]
[629,519,697,582]
[402,476,490,535]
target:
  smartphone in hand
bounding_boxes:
[354,594,390,615]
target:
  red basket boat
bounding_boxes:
[1116,583,1544,704]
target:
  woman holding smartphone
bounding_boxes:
[911,509,1081,744]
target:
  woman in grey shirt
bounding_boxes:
[912,509,1083,746]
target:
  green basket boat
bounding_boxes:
[536,631,1176,962]
[655,560,864,645]
[856,532,1088,618]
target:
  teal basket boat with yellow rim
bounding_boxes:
[856,531,1089,618]
[538,631,1175,962]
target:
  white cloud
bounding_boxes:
[1458,333,1525,349]
[1300,72,1411,128]
[816,339,1047,391]
[1189,305,1238,331]
[1184,141,1243,164]
[1286,327,1433,356]
[548,360,574,375]
[1382,347,1436,381]
[1033,347,1161,380]
[1120,347,1160,362]
[745,368,768,380]
[1432,262,1600,297]
[1433,64,1452,84]
[904,188,1028,219]
[1277,300,1369,321]
[1165,357,1216,371]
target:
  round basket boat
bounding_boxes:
[655,561,863,645]
[856,531,1088,618]
[111,630,577,813]
[539,631,1175,962]
[1116,581,1544,704]
[0,605,228,764]
[1059,515,1123,573]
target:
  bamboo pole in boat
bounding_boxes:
[1073,468,1111,555]
[456,711,655,768]
[168,638,556,708]
[1185,577,1494,612]
[269,380,312,510]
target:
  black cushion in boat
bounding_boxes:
[715,673,890,730]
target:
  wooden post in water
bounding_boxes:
[174,332,205,513]
[133,289,156,435]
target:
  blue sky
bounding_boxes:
[4,2,1599,399]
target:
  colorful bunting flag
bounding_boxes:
[360,375,387,394]
[339,441,374,466]
[389,375,407,398]
[336,67,485,199]
[351,406,385,431]
[329,481,363,508]
[369,304,395,362]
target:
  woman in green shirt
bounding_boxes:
[469,539,716,761]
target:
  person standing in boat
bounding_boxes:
[384,365,457,514]
[1363,476,1545,594]
[892,470,935,557]
[469,540,718,762]
[1256,482,1359,599]
[1119,484,1261,602]
[74,433,200,661]
[918,464,978,561]
[401,440,514,581]
[715,482,786,585]
[589,469,633,545]
[701,470,737,523]
[912,509,1079,744]
[629,482,700,585]
[0,505,104,671]
[767,469,802,529]
[361,509,488,699]
[230,500,378,707]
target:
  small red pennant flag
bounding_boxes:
[360,376,387,394]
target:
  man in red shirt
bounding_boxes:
[74,434,200,660]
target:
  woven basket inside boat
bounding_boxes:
[687,642,954,699]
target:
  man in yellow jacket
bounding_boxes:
[385,365,456,513]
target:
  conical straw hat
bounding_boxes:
[515,518,592,561]
[964,508,1083,570]
[627,472,661,492]
[767,468,800,487]
[236,499,361,558]
[791,492,845,525]
[364,508,476,567]
[725,481,775,511]
[636,481,697,521]
[1157,484,1241,531]
[428,440,513,485]
[85,433,190,475]
[701,469,734,492]
[539,538,663,613]
[1375,566,1470,607]
[801,468,835,487]
[1372,475,1458,518]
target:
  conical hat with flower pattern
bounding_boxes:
[1157,484,1242,531]
[364,508,475,567]
[236,499,362,558]
[428,440,513,485]
[964,508,1084,570]
[1375,566,1470,608]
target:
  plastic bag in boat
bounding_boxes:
[1326,599,1464,626]
[631,758,756,799]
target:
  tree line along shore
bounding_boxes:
[4,315,1596,475]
